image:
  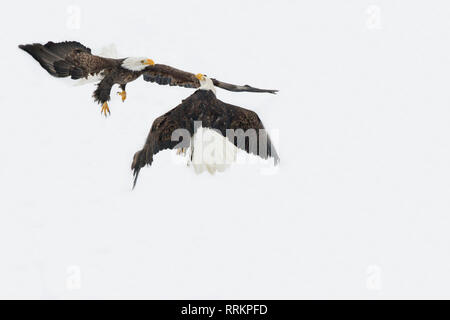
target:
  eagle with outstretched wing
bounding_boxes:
[19,41,154,116]
[19,41,278,116]
[131,74,279,188]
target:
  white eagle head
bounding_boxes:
[121,57,155,71]
[196,73,216,94]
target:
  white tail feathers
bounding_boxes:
[189,127,237,174]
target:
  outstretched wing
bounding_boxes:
[19,41,116,79]
[131,93,200,188]
[142,64,200,88]
[143,64,278,94]
[209,96,280,163]
[131,90,279,187]
[211,78,278,94]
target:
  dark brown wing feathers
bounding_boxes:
[143,64,278,94]
[143,64,200,88]
[211,78,278,94]
[43,41,91,57]
[131,90,279,187]
[19,41,116,79]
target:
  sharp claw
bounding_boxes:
[117,90,127,102]
[101,102,111,117]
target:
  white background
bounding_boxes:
[1,0,450,299]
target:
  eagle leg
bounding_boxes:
[117,90,127,102]
[176,148,187,155]
[117,84,127,102]
[101,102,111,117]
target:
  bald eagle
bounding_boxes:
[131,74,279,188]
[19,41,278,116]
[19,41,154,116]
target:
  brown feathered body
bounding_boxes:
[19,41,144,105]
[131,89,279,187]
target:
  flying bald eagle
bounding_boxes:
[131,74,279,188]
[19,41,154,116]
[19,41,278,116]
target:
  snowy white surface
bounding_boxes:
[1,0,450,299]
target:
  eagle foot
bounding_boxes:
[177,148,187,155]
[101,102,111,117]
[117,90,127,102]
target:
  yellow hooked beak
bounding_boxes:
[143,59,155,66]
[195,73,205,81]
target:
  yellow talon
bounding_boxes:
[101,102,110,117]
[117,90,127,102]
